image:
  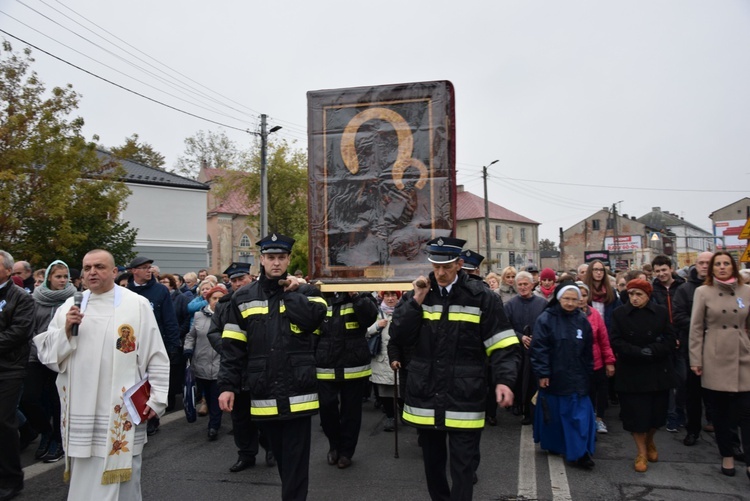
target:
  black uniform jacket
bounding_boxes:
[217,273,327,420]
[390,270,520,431]
[315,292,379,381]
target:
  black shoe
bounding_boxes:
[265,450,276,467]
[207,429,218,441]
[575,453,595,469]
[41,441,64,463]
[229,458,255,472]
[146,418,160,436]
[521,417,533,425]
[34,433,51,459]
[327,449,339,466]
[683,433,699,446]
[337,456,352,469]
[486,416,497,426]
[721,466,735,477]
[0,484,23,501]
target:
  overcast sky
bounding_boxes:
[3,0,749,243]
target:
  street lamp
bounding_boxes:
[483,159,499,274]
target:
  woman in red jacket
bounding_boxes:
[577,282,616,434]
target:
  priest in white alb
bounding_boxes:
[35,249,170,500]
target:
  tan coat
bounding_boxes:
[689,281,750,392]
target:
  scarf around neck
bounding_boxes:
[32,283,76,307]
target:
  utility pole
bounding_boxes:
[483,159,499,274]
[260,114,268,238]
[258,114,282,238]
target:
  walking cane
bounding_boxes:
[393,368,400,459]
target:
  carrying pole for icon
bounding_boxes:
[393,368,400,459]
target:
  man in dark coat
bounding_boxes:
[390,237,520,501]
[0,251,35,501]
[127,256,181,433]
[218,234,327,500]
[207,262,273,472]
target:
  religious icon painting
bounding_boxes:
[308,80,456,283]
[116,324,136,354]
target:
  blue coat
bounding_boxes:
[127,276,180,353]
[530,303,594,396]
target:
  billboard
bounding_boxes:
[714,220,748,250]
[307,81,456,283]
[603,235,643,252]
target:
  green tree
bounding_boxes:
[216,139,309,271]
[539,238,558,252]
[0,41,137,267]
[111,133,166,168]
[173,129,247,178]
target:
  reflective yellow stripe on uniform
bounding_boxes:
[221,323,247,342]
[251,398,278,416]
[402,405,435,426]
[484,328,520,355]
[422,304,443,321]
[447,305,482,324]
[308,296,328,306]
[445,410,485,429]
[239,300,269,318]
[316,368,336,380]
[290,393,319,413]
[345,322,360,330]
[343,364,371,379]
[339,304,354,316]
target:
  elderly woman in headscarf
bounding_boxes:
[609,279,676,473]
[530,280,597,469]
[368,290,403,432]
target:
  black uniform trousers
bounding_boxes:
[232,390,268,461]
[420,428,481,501]
[318,378,366,459]
[258,416,312,501]
[0,377,24,490]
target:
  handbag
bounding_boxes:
[183,360,197,423]
[367,331,382,357]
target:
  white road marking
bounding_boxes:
[517,425,537,500]
[547,453,572,501]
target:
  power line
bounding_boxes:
[26,0,254,123]
[0,28,253,133]
[1,10,256,128]
[459,161,745,194]
[50,0,269,120]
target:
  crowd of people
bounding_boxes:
[1,240,749,500]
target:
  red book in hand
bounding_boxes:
[124,375,151,425]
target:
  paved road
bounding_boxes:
[19,400,750,500]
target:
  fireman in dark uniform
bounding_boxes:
[390,237,520,501]
[206,262,273,472]
[316,291,378,468]
[218,234,328,501]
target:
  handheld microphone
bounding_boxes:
[71,292,83,336]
